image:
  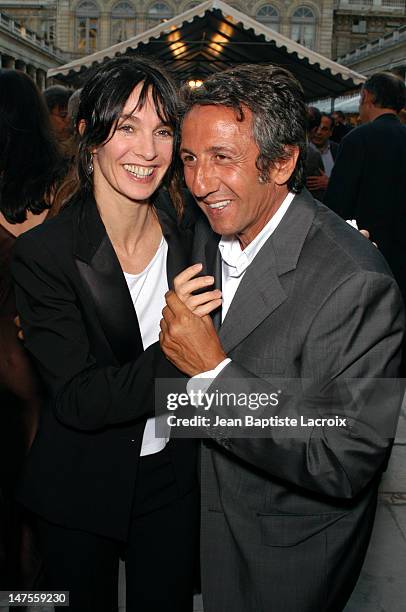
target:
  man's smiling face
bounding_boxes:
[180,104,290,248]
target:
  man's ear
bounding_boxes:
[270,146,300,186]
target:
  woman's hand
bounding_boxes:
[173,263,222,317]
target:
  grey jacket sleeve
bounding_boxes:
[205,270,404,500]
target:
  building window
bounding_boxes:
[76,1,99,54]
[291,6,316,49]
[148,2,173,24]
[111,1,135,43]
[256,5,279,32]
[41,18,56,43]
[184,1,202,9]
[352,18,367,34]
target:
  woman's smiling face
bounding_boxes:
[92,82,174,205]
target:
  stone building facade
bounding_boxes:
[0,8,65,88]
[333,0,406,59]
[0,1,335,59]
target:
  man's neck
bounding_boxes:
[368,107,397,122]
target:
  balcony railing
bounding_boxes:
[0,11,66,59]
[335,0,405,9]
[339,23,406,63]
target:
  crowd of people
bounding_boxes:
[0,60,405,611]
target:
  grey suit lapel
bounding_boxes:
[218,190,318,354]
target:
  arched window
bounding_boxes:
[291,6,316,49]
[76,1,99,54]
[256,5,279,32]
[148,2,173,24]
[111,1,135,44]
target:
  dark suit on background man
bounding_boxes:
[325,113,406,305]
[192,189,403,612]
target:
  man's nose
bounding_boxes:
[189,161,218,198]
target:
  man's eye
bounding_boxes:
[215,154,228,161]
[181,155,195,163]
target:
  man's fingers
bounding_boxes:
[160,317,168,333]
[359,229,370,239]
[165,290,189,314]
[162,304,174,323]
[194,298,222,318]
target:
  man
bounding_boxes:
[306,113,338,200]
[43,85,73,157]
[331,110,352,144]
[160,65,404,611]
[304,106,325,202]
[325,72,406,309]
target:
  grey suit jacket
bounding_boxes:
[192,189,404,612]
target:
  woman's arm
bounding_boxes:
[12,232,158,432]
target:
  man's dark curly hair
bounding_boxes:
[180,64,307,193]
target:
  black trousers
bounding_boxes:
[36,444,199,612]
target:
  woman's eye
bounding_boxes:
[156,128,173,138]
[119,124,133,133]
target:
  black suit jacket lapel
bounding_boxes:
[155,202,191,288]
[74,194,143,365]
[205,236,222,331]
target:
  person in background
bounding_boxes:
[0,69,66,594]
[43,85,73,158]
[326,71,406,374]
[12,57,200,612]
[331,110,352,143]
[304,106,324,202]
[306,113,338,199]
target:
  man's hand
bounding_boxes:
[160,291,227,377]
[306,170,329,192]
[173,263,222,317]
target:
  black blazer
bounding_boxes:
[12,193,197,540]
[325,113,406,302]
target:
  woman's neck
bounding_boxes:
[95,191,163,275]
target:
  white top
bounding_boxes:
[123,236,169,456]
[188,191,295,389]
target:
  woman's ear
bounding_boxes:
[78,119,86,136]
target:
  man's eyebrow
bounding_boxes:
[180,145,236,154]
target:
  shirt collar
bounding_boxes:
[218,191,295,277]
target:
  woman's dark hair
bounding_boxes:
[0,70,65,223]
[75,55,183,215]
[180,64,307,193]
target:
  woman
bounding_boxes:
[12,57,208,611]
[0,69,65,591]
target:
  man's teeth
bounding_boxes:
[123,164,154,177]
[208,200,230,210]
